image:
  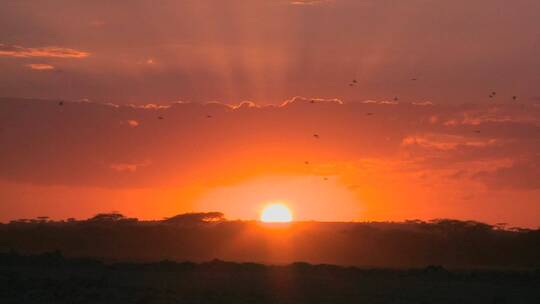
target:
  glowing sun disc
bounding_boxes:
[260,203,293,223]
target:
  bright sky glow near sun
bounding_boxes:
[1,0,540,227]
[260,203,293,223]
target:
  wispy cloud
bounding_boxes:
[290,0,329,5]
[121,120,140,128]
[26,63,55,70]
[110,161,151,173]
[0,44,89,58]
[1,97,539,226]
[1,97,538,191]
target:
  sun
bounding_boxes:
[260,203,293,223]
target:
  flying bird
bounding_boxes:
[58,101,64,106]
[393,97,399,101]
[352,79,357,83]
[206,114,212,118]
[512,96,517,100]
[304,161,310,165]
[366,112,374,116]
[158,116,164,120]
[313,134,320,139]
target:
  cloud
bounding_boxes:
[0,1,539,104]
[121,120,140,127]
[281,96,344,106]
[136,58,156,65]
[473,160,540,190]
[290,0,329,5]
[1,97,540,227]
[25,63,55,70]
[110,160,151,173]
[413,101,434,106]
[0,97,538,193]
[0,44,89,58]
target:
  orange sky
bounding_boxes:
[1,1,540,227]
[1,1,540,104]
[1,98,539,227]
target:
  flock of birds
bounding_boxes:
[54,78,521,181]
[56,77,521,118]
[314,78,521,173]
[349,78,518,102]
[488,91,518,101]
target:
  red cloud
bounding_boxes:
[290,0,329,5]
[26,63,55,70]
[1,97,540,227]
[0,44,89,58]
[0,97,538,191]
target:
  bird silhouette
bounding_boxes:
[310,100,315,104]
[366,112,374,116]
[58,101,64,106]
[512,96,517,101]
[304,161,310,165]
[393,97,399,101]
[206,114,212,118]
[411,78,417,81]
[352,79,357,83]
[158,116,164,120]
[313,134,320,139]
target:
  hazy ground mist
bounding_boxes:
[2,212,539,268]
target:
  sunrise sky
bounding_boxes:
[1,0,540,227]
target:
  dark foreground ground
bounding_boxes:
[1,252,539,304]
